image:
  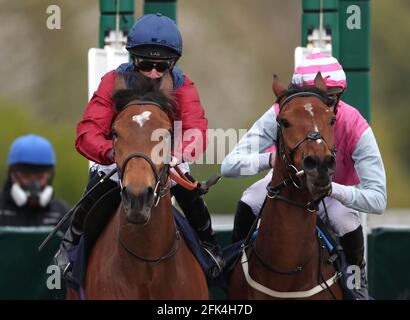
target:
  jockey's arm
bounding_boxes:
[329,127,387,214]
[173,76,208,163]
[221,106,277,177]
[76,71,117,165]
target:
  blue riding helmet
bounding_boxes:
[7,134,56,167]
[126,13,182,59]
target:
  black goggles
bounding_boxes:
[135,59,173,73]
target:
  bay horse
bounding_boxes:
[68,71,208,299]
[228,73,344,300]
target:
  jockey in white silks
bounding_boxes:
[221,53,387,299]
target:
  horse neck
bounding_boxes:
[117,194,176,259]
[256,158,317,270]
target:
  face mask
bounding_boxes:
[10,183,53,208]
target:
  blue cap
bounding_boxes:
[126,13,182,58]
[7,134,56,166]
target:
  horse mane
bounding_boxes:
[276,83,334,107]
[112,72,177,117]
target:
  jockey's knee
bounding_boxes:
[241,186,267,216]
[319,198,361,237]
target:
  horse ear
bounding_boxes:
[272,74,286,98]
[314,72,327,91]
[159,69,174,97]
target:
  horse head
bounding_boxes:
[111,71,175,225]
[272,72,337,200]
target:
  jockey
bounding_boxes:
[0,135,69,227]
[221,52,387,299]
[54,13,224,280]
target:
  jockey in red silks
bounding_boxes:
[55,13,224,281]
[221,53,387,299]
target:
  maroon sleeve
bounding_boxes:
[173,75,208,162]
[75,70,117,165]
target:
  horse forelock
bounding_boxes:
[112,72,177,117]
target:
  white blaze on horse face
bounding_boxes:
[304,103,314,117]
[132,111,152,128]
[304,103,320,132]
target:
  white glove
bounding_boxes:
[169,156,181,168]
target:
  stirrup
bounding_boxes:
[201,244,225,278]
[54,247,75,283]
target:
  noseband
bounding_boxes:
[118,151,170,207]
[278,126,336,190]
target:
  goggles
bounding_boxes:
[134,58,174,73]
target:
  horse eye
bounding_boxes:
[112,129,118,139]
[330,116,336,126]
[279,118,291,128]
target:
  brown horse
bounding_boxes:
[228,73,344,300]
[69,72,208,299]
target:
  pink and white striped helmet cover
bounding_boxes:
[292,52,347,89]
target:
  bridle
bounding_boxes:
[114,100,173,207]
[248,91,339,278]
[267,91,337,212]
[114,101,180,264]
[240,90,341,299]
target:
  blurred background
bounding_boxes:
[0,0,409,214]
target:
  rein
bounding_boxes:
[118,225,181,264]
[266,178,325,213]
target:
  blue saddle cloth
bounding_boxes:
[172,207,223,285]
[66,207,223,290]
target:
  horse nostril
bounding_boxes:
[121,187,132,209]
[144,187,154,203]
[121,186,155,211]
[324,155,336,171]
[303,156,319,172]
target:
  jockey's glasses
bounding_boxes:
[135,59,174,73]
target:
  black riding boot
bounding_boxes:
[340,225,369,300]
[232,200,257,243]
[171,182,225,279]
[54,171,118,280]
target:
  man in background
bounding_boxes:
[0,134,69,227]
